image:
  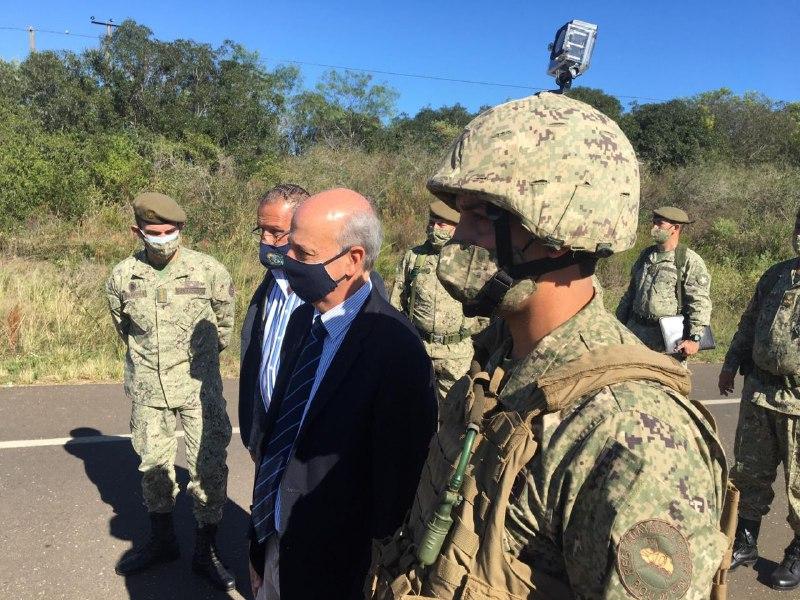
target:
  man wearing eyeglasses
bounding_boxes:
[240,184,311,457]
[239,184,391,457]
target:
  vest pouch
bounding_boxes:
[420,553,468,598]
[461,574,528,600]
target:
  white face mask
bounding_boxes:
[142,231,179,246]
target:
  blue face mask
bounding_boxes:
[259,242,290,268]
[264,247,351,304]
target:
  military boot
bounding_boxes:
[770,535,800,590]
[730,517,760,570]
[115,512,180,575]
[192,523,235,591]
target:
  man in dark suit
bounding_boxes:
[239,185,389,456]
[248,188,437,600]
[240,184,310,454]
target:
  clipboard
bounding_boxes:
[659,315,716,353]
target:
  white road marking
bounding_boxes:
[699,398,741,406]
[0,427,241,449]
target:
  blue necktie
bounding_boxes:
[251,316,327,543]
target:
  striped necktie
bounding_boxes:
[251,316,327,543]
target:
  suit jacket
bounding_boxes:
[249,285,436,600]
[238,270,275,449]
[239,270,389,450]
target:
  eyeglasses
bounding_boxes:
[251,226,289,245]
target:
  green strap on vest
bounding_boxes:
[406,250,429,320]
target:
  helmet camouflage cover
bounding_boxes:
[427,92,640,255]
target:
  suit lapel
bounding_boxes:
[299,292,377,434]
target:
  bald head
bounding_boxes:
[292,188,382,271]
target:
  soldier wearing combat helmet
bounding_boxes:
[616,206,712,358]
[105,192,236,590]
[367,93,734,600]
[720,207,800,590]
[390,200,488,404]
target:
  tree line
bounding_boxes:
[0,19,798,229]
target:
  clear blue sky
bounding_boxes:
[1,0,798,116]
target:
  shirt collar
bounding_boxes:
[315,278,373,340]
[271,270,292,298]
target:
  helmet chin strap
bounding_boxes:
[465,210,597,316]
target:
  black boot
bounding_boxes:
[770,535,800,591]
[730,517,760,570]
[115,512,180,575]
[192,523,235,591]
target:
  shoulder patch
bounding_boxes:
[616,519,692,600]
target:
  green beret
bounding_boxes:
[653,206,693,225]
[429,200,460,224]
[133,192,187,225]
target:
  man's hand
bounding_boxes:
[675,339,700,356]
[718,370,736,396]
[249,560,262,599]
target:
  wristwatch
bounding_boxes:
[689,333,702,342]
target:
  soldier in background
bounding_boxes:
[390,200,487,403]
[369,93,732,600]
[105,193,235,591]
[616,207,711,358]
[719,208,800,590]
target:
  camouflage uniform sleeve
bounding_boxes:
[105,271,129,341]
[683,252,712,337]
[614,261,637,323]
[721,272,766,373]
[389,251,411,312]
[558,396,727,599]
[210,264,235,351]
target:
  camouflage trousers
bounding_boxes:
[731,376,800,533]
[432,353,473,407]
[130,399,232,525]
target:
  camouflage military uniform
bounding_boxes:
[722,258,800,532]
[390,242,485,402]
[106,247,234,525]
[369,93,733,600]
[371,294,729,600]
[616,245,711,352]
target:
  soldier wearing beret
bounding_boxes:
[616,206,712,358]
[390,200,488,404]
[105,192,236,590]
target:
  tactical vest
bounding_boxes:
[405,248,469,344]
[367,344,737,600]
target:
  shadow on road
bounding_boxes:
[65,427,252,600]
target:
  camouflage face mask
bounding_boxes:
[143,231,182,261]
[650,226,671,245]
[427,225,453,249]
[436,242,536,318]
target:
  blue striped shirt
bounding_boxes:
[258,270,305,412]
[274,277,372,533]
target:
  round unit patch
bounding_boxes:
[616,519,692,599]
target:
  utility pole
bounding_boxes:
[27,26,35,52]
[90,17,119,39]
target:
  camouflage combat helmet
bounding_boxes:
[428,91,640,256]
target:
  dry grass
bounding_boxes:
[1,149,799,384]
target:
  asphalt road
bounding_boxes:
[0,365,794,599]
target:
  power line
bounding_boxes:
[0,25,100,40]
[275,58,666,103]
[0,24,666,103]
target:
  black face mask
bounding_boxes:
[264,247,351,303]
[259,242,289,268]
